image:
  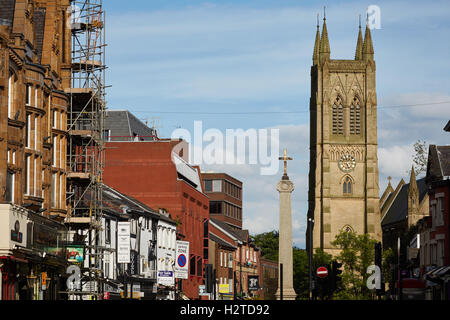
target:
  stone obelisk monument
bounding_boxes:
[275,149,297,300]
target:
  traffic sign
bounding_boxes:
[175,241,189,279]
[316,266,328,278]
[177,254,187,268]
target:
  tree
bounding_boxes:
[410,139,428,176]
[331,230,378,300]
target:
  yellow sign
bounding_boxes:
[41,272,47,288]
[219,284,230,294]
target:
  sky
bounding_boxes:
[103,0,450,248]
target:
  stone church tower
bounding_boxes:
[307,17,382,256]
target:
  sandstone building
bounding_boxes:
[307,17,382,256]
[0,0,71,218]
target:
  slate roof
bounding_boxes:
[210,218,248,244]
[80,183,175,224]
[381,178,428,228]
[427,145,450,182]
[209,232,236,250]
[105,110,157,141]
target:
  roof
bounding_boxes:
[427,145,450,182]
[80,183,175,224]
[210,218,248,243]
[209,232,237,250]
[105,110,157,141]
[381,178,428,227]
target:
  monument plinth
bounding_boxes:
[275,149,297,300]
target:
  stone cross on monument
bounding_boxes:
[275,149,297,300]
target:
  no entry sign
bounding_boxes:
[316,266,328,278]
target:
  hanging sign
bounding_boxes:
[118,222,131,264]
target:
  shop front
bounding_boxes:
[0,204,67,300]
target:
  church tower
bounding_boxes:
[307,16,381,256]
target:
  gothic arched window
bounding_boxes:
[343,225,354,233]
[332,96,344,135]
[343,176,353,194]
[350,97,361,135]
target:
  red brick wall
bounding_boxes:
[104,141,209,299]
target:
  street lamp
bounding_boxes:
[26,271,38,300]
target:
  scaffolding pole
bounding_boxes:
[65,0,106,300]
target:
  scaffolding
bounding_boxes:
[65,0,107,300]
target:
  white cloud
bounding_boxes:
[378,145,414,179]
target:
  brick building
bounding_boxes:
[0,0,71,300]
[418,143,450,299]
[201,172,242,229]
[103,133,210,299]
[208,220,237,299]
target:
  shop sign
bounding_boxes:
[158,270,174,286]
[118,222,131,264]
[41,272,47,290]
[248,275,260,291]
[10,220,23,243]
[219,284,230,294]
[66,246,84,264]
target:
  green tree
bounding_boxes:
[331,230,378,300]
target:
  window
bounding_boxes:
[210,201,223,214]
[26,114,31,148]
[220,252,223,267]
[190,255,196,276]
[105,262,110,278]
[437,197,444,226]
[103,130,111,142]
[51,173,57,208]
[25,155,31,195]
[33,156,37,196]
[343,177,352,194]
[212,180,222,192]
[204,180,212,192]
[5,171,14,203]
[8,72,15,119]
[60,174,64,207]
[60,138,63,169]
[53,110,57,129]
[332,96,344,135]
[34,116,38,150]
[350,97,361,135]
[105,219,111,243]
[53,136,57,166]
[26,85,31,106]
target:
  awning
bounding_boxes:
[436,265,450,277]
[424,265,450,285]
[0,255,29,264]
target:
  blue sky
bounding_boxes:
[104,0,450,248]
